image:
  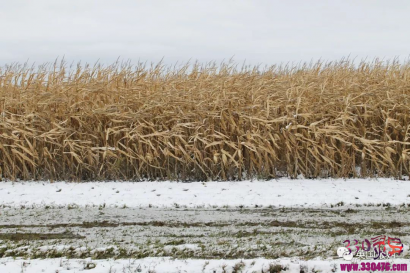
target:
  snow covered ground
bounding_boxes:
[1,178,410,272]
[1,178,410,208]
[1,257,409,273]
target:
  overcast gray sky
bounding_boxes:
[1,0,410,66]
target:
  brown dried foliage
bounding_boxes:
[0,59,409,181]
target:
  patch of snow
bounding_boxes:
[1,178,410,208]
[0,257,408,273]
[163,244,200,252]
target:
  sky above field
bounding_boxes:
[1,0,410,66]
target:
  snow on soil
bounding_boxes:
[1,257,408,273]
[2,179,410,272]
[1,178,410,208]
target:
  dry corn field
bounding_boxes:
[0,59,409,181]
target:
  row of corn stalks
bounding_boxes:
[0,59,409,181]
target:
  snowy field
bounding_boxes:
[1,257,409,273]
[1,178,410,272]
[1,178,410,208]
